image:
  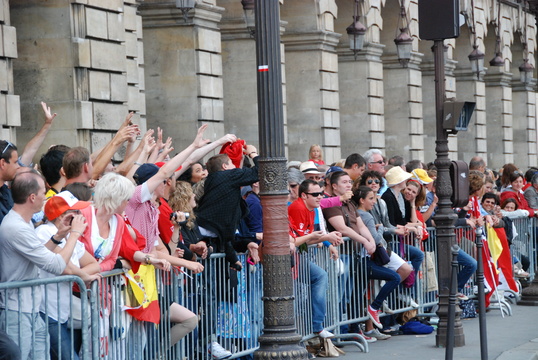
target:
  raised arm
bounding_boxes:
[145,124,210,194]
[19,102,56,166]
[327,215,375,255]
[92,113,139,179]
[175,134,237,179]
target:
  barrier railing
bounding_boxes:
[511,216,536,282]
[2,221,534,359]
[0,275,91,360]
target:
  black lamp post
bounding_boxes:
[519,58,534,84]
[347,0,366,58]
[468,45,485,78]
[253,0,308,358]
[175,0,195,21]
[394,1,413,67]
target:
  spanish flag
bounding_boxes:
[123,264,161,324]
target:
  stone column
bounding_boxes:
[0,0,19,142]
[140,0,225,148]
[338,44,385,156]
[281,1,341,163]
[484,68,513,168]
[10,0,144,157]
[454,73,487,163]
[219,0,276,149]
[382,52,424,161]
[512,80,537,169]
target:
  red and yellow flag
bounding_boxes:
[123,264,160,324]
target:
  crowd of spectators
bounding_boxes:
[0,102,534,359]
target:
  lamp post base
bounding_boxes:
[435,294,466,347]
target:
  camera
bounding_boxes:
[170,211,189,223]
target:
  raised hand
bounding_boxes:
[192,124,211,148]
[41,101,57,125]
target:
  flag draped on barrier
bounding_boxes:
[486,224,518,293]
[123,264,161,324]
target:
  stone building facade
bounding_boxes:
[1,0,537,170]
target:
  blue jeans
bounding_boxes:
[1,310,48,360]
[310,261,328,333]
[366,258,401,310]
[39,313,80,360]
[457,249,477,292]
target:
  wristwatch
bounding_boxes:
[50,235,62,245]
[144,255,152,265]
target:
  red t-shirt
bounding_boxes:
[288,197,315,238]
[158,198,174,244]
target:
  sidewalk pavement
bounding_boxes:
[334,303,538,360]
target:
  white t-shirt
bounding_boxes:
[90,206,117,261]
[36,222,86,323]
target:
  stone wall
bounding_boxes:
[0,0,19,142]
[2,0,537,170]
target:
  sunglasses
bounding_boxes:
[1,141,13,155]
[369,160,385,165]
[367,179,380,185]
[289,183,299,188]
[305,192,324,197]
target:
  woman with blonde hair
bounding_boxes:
[168,181,209,260]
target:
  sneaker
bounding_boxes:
[365,328,391,340]
[399,294,419,308]
[515,269,530,278]
[357,330,377,343]
[383,300,395,314]
[456,292,469,301]
[209,342,232,360]
[367,306,382,329]
[317,329,335,339]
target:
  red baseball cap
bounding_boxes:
[45,191,90,221]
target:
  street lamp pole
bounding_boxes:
[432,39,465,348]
[253,1,309,359]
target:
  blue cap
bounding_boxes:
[133,163,159,185]
[325,166,343,177]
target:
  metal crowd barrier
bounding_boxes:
[2,220,535,359]
[510,216,536,282]
[0,275,91,360]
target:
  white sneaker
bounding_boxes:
[399,294,419,308]
[209,342,232,360]
[317,329,335,339]
[365,328,391,340]
[383,300,395,314]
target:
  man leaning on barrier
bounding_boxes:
[288,178,343,339]
[0,170,88,360]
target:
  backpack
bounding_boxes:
[400,319,434,334]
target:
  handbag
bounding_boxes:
[318,338,346,357]
[372,245,390,266]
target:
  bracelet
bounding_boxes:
[50,235,62,245]
[70,230,83,237]
[134,161,142,166]
[144,255,152,265]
